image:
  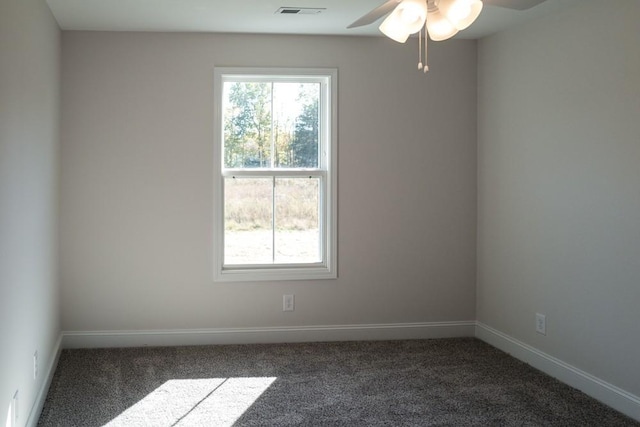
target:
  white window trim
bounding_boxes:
[213,67,337,282]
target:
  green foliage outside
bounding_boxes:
[224,82,273,168]
[223,82,319,168]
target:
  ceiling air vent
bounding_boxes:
[275,7,326,15]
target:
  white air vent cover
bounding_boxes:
[275,7,325,15]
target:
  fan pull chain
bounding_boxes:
[423,21,429,73]
[418,29,423,70]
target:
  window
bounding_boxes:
[213,68,337,282]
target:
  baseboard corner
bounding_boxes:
[475,322,640,422]
[26,332,63,427]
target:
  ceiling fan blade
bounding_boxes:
[347,0,402,29]
[483,0,548,10]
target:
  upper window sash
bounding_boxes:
[217,68,332,171]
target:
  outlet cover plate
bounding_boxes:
[536,313,546,335]
[283,294,295,312]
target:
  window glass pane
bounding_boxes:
[274,177,320,263]
[273,83,320,168]
[222,82,272,168]
[224,177,273,264]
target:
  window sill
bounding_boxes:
[214,265,336,282]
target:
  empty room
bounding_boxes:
[1,0,639,425]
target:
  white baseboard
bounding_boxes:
[61,321,476,349]
[26,333,63,427]
[475,322,640,422]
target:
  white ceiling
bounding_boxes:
[46,0,580,40]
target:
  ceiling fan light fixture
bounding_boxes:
[379,12,412,42]
[426,9,458,41]
[379,0,428,42]
[397,0,429,33]
[437,0,483,30]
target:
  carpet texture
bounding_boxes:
[38,338,638,426]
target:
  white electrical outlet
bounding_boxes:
[536,313,546,335]
[283,294,295,312]
[33,351,38,380]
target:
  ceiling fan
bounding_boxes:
[348,0,548,72]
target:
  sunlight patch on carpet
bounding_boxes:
[103,377,277,427]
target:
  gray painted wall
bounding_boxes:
[60,32,478,331]
[477,0,640,396]
[0,0,61,423]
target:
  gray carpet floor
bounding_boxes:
[38,338,638,426]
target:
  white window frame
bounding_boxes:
[213,67,337,282]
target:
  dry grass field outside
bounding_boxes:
[224,178,320,264]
